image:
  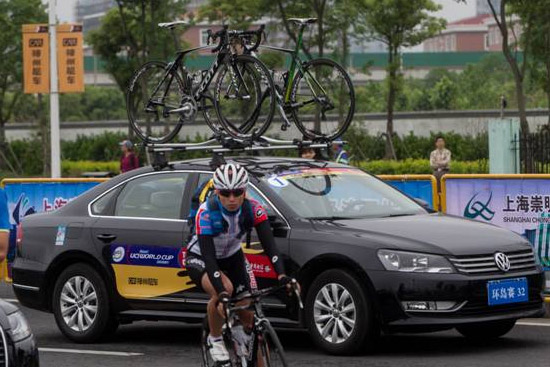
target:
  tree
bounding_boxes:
[0,0,47,171]
[523,1,550,124]
[87,0,188,94]
[361,0,445,159]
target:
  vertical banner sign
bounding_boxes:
[22,24,50,94]
[57,24,84,93]
[444,177,550,270]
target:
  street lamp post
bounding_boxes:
[49,0,60,178]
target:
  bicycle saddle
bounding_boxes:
[158,20,189,29]
[288,18,317,26]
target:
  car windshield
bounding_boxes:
[261,167,426,219]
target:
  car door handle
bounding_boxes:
[96,234,117,243]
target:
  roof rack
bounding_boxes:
[141,135,344,171]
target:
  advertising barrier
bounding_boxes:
[0,178,107,280]
[379,175,438,210]
[442,174,550,271]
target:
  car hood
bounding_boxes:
[309,213,531,256]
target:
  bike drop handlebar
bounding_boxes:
[206,25,266,54]
[206,25,229,53]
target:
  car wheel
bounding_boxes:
[52,263,118,343]
[456,319,516,339]
[305,269,378,355]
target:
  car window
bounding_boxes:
[196,173,274,215]
[114,173,189,219]
[91,187,119,215]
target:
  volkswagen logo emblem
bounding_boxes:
[494,252,511,272]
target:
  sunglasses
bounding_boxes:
[218,189,245,198]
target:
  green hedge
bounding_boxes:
[61,160,120,177]
[356,159,489,175]
[59,158,488,177]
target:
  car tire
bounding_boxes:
[305,269,378,355]
[456,319,516,339]
[52,263,118,343]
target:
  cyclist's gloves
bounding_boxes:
[218,291,230,304]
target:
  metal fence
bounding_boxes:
[513,128,550,173]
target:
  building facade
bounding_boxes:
[423,14,491,52]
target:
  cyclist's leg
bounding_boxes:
[185,253,234,338]
[223,250,255,330]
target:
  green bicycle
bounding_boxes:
[228,17,355,141]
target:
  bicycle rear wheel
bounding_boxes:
[290,58,355,140]
[126,61,186,143]
[257,322,288,367]
[214,54,275,141]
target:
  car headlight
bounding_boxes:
[377,250,455,273]
[7,311,32,342]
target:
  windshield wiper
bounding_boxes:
[308,216,354,221]
[383,213,417,218]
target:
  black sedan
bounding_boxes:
[0,298,39,366]
[11,157,545,355]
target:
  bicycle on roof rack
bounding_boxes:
[232,17,355,142]
[126,21,275,144]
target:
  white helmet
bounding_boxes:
[213,163,249,190]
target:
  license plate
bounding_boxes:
[487,277,528,306]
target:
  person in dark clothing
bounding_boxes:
[119,140,139,173]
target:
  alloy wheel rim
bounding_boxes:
[313,283,356,344]
[60,276,98,332]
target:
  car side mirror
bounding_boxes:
[413,198,436,213]
[268,215,288,237]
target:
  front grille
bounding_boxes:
[449,249,537,275]
[0,325,7,367]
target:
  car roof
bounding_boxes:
[166,156,346,177]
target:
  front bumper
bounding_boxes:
[10,335,40,367]
[369,268,545,331]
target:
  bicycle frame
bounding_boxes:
[259,26,329,105]
[148,45,251,112]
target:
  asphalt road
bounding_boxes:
[2,284,550,367]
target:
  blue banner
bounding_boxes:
[385,180,434,209]
[2,181,101,277]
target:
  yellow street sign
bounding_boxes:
[57,24,84,93]
[22,24,50,94]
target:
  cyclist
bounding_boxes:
[184,163,298,363]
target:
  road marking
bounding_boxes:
[517,321,550,327]
[39,348,144,356]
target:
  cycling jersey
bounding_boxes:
[187,196,266,258]
[185,196,285,294]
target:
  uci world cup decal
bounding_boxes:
[464,191,495,221]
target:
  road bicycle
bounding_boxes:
[227,18,355,142]
[126,21,275,143]
[201,281,303,367]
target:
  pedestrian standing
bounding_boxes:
[332,138,349,164]
[430,136,451,192]
[0,187,10,262]
[119,140,140,173]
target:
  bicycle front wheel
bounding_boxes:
[257,322,288,367]
[214,55,275,141]
[126,61,186,143]
[290,58,355,140]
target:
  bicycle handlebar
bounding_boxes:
[206,25,229,53]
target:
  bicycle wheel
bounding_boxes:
[256,322,288,367]
[290,58,355,140]
[126,61,186,143]
[214,54,275,140]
